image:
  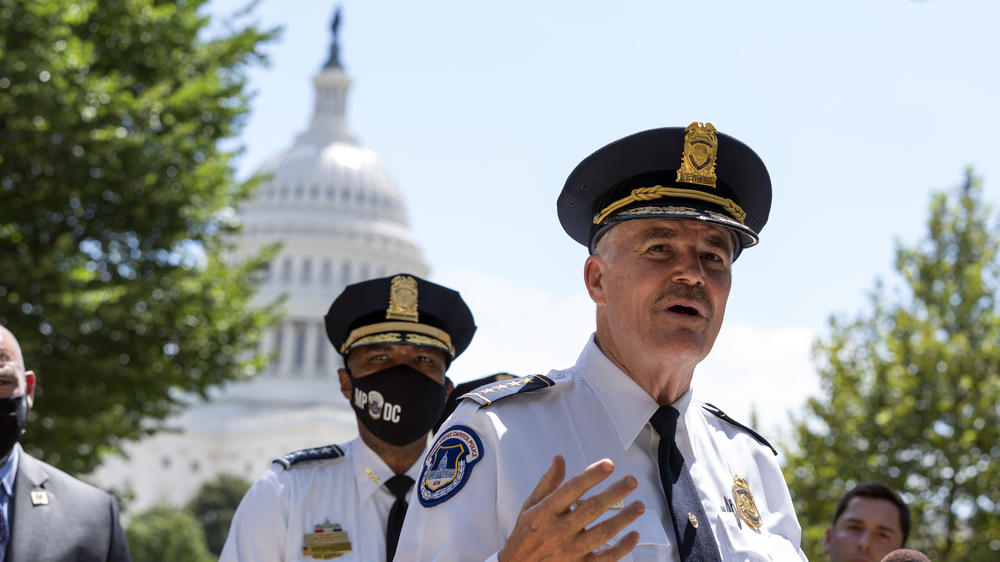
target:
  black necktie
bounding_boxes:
[649,406,722,561]
[384,474,414,562]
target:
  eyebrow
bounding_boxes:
[637,226,734,253]
[636,227,675,241]
[704,232,733,253]
[842,518,900,534]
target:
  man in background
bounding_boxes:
[825,482,910,562]
[0,325,130,561]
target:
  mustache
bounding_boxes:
[653,286,713,317]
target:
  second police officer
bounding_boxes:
[221,274,476,561]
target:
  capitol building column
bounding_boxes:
[302,320,320,378]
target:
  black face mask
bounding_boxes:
[0,394,28,458]
[347,364,448,447]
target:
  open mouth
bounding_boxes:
[668,305,700,316]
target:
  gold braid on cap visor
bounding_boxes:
[592,186,747,226]
[341,321,455,355]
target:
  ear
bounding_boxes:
[338,369,352,401]
[824,526,833,554]
[444,376,454,398]
[584,254,608,305]
[24,371,35,409]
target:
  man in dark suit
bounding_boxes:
[0,324,130,561]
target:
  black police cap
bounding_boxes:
[325,274,476,360]
[557,123,771,257]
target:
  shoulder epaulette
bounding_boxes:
[273,444,345,470]
[703,403,777,456]
[459,374,557,406]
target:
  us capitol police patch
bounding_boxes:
[418,425,483,507]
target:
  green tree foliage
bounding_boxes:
[126,505,215,562]
[785,169,1000,560]
[186,472,251,556]
[0,0,280,474]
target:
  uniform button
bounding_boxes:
[688,512,698,528]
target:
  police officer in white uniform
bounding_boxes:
[220,274,476,562]
[395,123,808,561]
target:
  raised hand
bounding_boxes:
[498,455,644,562]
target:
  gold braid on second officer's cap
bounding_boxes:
[325,274,476,360]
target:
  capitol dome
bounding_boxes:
[91,14,429,510]
[236,20,429,388]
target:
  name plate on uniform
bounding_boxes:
[302,520,352,559]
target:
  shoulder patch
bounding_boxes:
[418,425,484,508]
[273,444,345,470]
[458,374,556,406]
[703,403,778,456]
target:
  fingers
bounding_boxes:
[500,457,643,562]
[542,459,644,556]
[587,529,641,562]
[568,472,637,523]
[579,499,644,555]
[557,463,644,557]
[544,458,617,515]
[521,455,566,511]
[567,472,640,528]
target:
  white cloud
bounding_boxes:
[694,323,818,440]
[434,267,595,380]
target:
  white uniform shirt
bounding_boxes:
[395,336,807,561]
[220,438,425,562]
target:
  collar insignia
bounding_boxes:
[676,122,719,188]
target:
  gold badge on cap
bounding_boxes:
[385,275,419,322]
[30,490,49,506]
[302,520,352,559]
[676,122,719,188]
[731,475,762,531]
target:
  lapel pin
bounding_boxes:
[30,490,49,506]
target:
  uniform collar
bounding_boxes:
[670,387,696,439]
[577,335,659,448]
[351,438,427,504]
[578,336,697,448]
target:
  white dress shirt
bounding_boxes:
[394,335,807,561]
[221,437,425,562]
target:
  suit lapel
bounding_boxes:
[8,450,52,562]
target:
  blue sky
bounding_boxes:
[207,0,1000,438]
